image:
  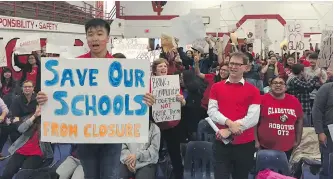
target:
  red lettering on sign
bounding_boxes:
[160,103,171,109]
[0,17,57,31]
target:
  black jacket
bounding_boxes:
[14,54,41,93]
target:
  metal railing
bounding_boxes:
[0,1,116,24]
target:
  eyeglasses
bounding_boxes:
[271,82,285,86]
[23,86,33,88]
[229,62,245,67]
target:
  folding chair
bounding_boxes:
[183,141,214,179]
[196,120,215,142]
[255,149,290,176]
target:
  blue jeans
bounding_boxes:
[77,144,122,179]
[319,130,333,178]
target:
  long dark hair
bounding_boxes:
[32,116,41,133]
[214,63,229,83]
[1,67,14,88]
[27,53,41,73]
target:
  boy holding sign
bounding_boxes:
[37,19,155,179]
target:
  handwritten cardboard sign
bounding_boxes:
[287,21,304,52]
[15,34,41,54]
[318,30,333,70]
[254,20,267,39]
[136,50,161,63]
[169,12,206,47]
[151,75,181,123]
[41,57,150,143]
[112,38,149,59]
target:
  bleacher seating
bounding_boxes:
[329,153,333,179]
[183,141,214,179]
[13,144,72,179]
[0,1,99,25]
[255,150,290,175]
[196,119,215,142]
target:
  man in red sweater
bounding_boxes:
[208,52,261,179]
[36,19,155,179]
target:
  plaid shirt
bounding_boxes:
[287,76,319,115]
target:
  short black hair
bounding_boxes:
[291,64,304,75]
[308,52,318,60]
[85,18,110,35]
[113,53,126,58]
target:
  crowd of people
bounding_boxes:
[0,17,332,179]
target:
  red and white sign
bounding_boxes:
[0,15,84,33]
[0,17,58,31]
[15,34,41,54]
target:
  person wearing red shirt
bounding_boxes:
[36,19,155,179]
[1,106,54,179]
[14,53,41,93]
[298,50,311,67]
[149,58,186,179]
[194,54,229,118]
[255,77,303,160]
[208,52,261,179]
[284,55,297,80]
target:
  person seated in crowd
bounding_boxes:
[244,52,263,93]
[10,80,38,121]
[263,77,273,94]
[0,97,9,158]
[1,106,53,179]
[194,53,229,119]
[0,80,37,159]
[286,64,321,126]
[283,55,297,80]
[0,67,20,107]
[13,52,41,93]
[190,38,215,74]
[255,76,303,160]
[119,120,160,179]
[261,55,285,87]
[304,52,327,108]
[56,145,84,179]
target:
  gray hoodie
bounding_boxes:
[120,122,160,171]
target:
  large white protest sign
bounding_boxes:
[59,46,90,58]
[169,12,206,47]
[15,34,41,54]
[0,39,7,67]
[318,30,333,70]
[46,34,77,54]
[41,57,150,143]
[287,21,304,52]
[151,75,181,123]
[192,38,209,53]
[254,20,267,39]
[136,50,161,63]
[112,38,149,59]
